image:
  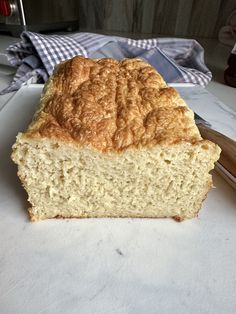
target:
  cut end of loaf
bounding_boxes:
[12,134,220,221]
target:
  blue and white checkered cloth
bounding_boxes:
[1,31,212,94]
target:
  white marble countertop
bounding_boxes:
[0,84,236,314]
[0,36,236,314]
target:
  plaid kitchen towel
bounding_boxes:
[1,31,212,94]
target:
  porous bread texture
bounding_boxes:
[13,137,219,221]
[11,56,221,221]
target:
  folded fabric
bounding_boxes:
[1,31,212,94]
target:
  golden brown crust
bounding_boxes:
[25,56,202,152]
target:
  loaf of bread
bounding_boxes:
[12,56,221,221]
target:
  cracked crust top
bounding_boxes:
[25,56,202,152]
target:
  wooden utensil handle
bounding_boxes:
[197,123,236,177]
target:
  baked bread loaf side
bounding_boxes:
[12,56,221,221]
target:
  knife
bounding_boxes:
[194,112,236,184]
